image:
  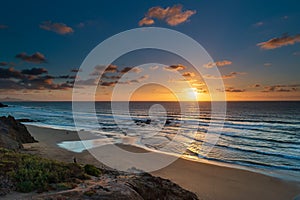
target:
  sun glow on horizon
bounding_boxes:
[184,88,199,101]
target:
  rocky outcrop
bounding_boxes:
[0,116,37,150]
[127,173,198,200]
[27,171,198,200]
[0,103,8,108]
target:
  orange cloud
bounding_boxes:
[182,72,195,77]
[164,64,186,71]
[121,75,149,84]
[225,87,245,92]
[150,65,159,70]
[262,84,300,92]
[147,6,169,19]
[139,17,154,26]
[203,60,232,68]
[16,52,46,63]
[217,86,245,93]
[90,65,118,76]
[252,84,261,88]
[257,34,300,50]
[204,72,245,79]
[222,72,245,79]
[139,5,196,26]
[120,67,142,74]
[100,81,116,87]
[165,5,196,26]
[40,21,74,35]
[100,75,149,86]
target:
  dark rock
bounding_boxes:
[165,118,181,126]
[127,173,198,200]
[0,115,37,150]
[134,119,151,126]
[29,171,198,200]
[0,103,8,108]
[165,119,172,125]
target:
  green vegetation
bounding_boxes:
[53,182,78,191]
[84,164,101,177]
[0,148,97,193]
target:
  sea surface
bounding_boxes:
[1,101,300,181]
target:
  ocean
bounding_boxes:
[1,101,300,181]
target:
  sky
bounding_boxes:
[0,0,300,101]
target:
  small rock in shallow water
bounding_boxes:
[0,103,8,108]
[16,118,39,123]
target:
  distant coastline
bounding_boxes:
[1,100,300,102]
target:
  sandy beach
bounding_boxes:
[24,125,300,200]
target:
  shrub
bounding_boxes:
[0,149,93,193]
[16,181,35,193]
[84,164,101,177]
[54,182,77,191]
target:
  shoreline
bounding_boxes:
[24,124,299,182]
[23,124,300,200]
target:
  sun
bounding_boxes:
[185,88,198,101]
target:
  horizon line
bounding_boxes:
[2,100,300,102]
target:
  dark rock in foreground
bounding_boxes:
[27,171,198,200]
[0,103,8,108]
[127,173,198,200]
[0,115,37,150]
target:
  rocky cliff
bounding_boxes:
[0,115,37,150]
